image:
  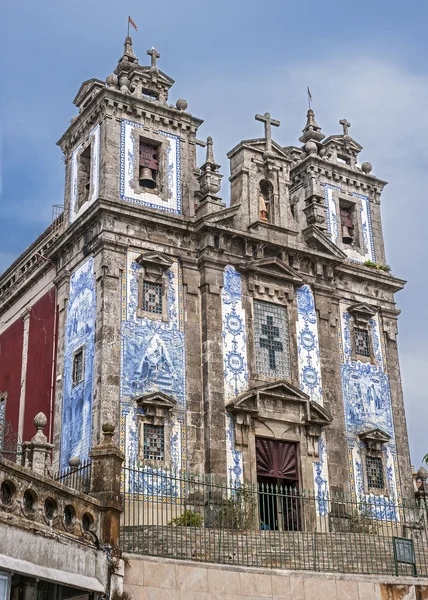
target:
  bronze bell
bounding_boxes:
[139,166,156,189]
[341,225,353,244]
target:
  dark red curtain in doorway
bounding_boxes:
[256,438,298,480]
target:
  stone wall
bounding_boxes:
[124,555,428,600]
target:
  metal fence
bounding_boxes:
[120,465,428,577]
[54,459,92,494]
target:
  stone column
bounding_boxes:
[200,262,227,475]
[89,422,124,547]
[92,244,125,447]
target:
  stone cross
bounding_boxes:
[255,112,280,153]
[339,118,351,137]
[147,47,160,70]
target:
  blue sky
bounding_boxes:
[1,1,427,468]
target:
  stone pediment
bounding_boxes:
[199,204,241,225]
[348,302,376,323]
[135,250,173,271]
[228,139,292,163]
[323,135,363,153]
[73,78,105,108]
[302,225,346,261]
[226,380,332,452]
[358,427,391,454]
[226,380,332,425]
[135,391,177,419]
[237,257,303,286]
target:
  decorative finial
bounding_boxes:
[299,109,325,144]
[361,162,373,174]
[176,99,188,111]
[206,136,215,164]
[255,112,280,154]
[147,47,160,70]
[339,118,351,137]
[124,36,137,60]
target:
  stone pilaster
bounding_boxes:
[17,308,31,440]
[200,264,227,475]
[383,314,413,499]
[92,245,125,446]
[52,269,70,469]
[182,261,204,473]
[314,291,350,492]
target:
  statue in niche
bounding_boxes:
[259,180,273,223]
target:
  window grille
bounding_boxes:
[143,424,165,461]
[254,301,290,378]
[72,348,84,385]
[354,328,371,357]
[142,281,163,315]
[366,455,384,489]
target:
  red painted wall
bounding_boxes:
[0,318,24,434]
[24,288,56,442]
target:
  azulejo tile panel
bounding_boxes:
[338,302,399,518]
[296,285,329,513]
[222,266,248,485]
[60,258,96,469]
[69,124,100,224]
[119,119,181,214]
[120,251,186,495]
[323,184,376,263]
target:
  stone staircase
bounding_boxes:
[121,525,428,577]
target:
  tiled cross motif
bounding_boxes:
[259,315,283,370]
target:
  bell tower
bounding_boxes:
[227,112,297,232]
[57,36,203,225]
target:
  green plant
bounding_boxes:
[348,507,379,535]
[217,487,257,531]
[168,510,203,527]
[111,589,132,600]
[363,260,391,273]
[423,453,428,467]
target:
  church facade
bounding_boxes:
[0,35,413,511]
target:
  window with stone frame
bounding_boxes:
[254,301,290,379]
[143,424,165,461]
[366,455,384,489]
[141,281,163,315]
[354,328,371,358]
[77,143,92,209]
[72,347,84,386]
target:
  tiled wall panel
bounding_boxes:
[120,251,186,491]
[60,258,96,469]
[120,120,181,214]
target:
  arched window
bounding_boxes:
[259,180,273,223]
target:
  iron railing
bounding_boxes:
[0,420,22,463]
[120,465,428,577]
[54,459,92,494]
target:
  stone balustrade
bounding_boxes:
[0,450,103,544]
